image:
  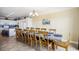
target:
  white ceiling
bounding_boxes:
[0,7,74,19]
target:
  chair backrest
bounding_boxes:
[41,28,47,31]
[20,30,24,39]
[30,27,35,30]
[49,29,56,33]
[39,31,48,36]
[23,30,29,43]
[29,29,35,33]
[38,31,48,40]
[16,29,23,40]
[35,28,40,30]
[29,29,36,39]
[16,28,22,37]
[26,27,30,30]
[24,29,29,31]
[16,29,18,38]
[24,29,30,40]
[35,28,40,32]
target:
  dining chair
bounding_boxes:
[28,29,36,47]
[16,28,19,40]
[38,31,49,50]
[23,29,29,44]
[15,28,22,41]
[18,30,24,42]
[33,28,41,48]
[20,30,25,43]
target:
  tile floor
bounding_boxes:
[0,35,78,51]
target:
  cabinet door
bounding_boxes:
[27,18,32,27]
[18,18,32,29]
[18,20,27,29]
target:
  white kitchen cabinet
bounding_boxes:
[9,29,16,36]
[18,17,32,29]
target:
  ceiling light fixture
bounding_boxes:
[29,10,39,17]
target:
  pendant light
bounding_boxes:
[29,10,39,17]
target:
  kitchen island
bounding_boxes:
[2,28,16,37]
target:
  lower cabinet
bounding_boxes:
[2,30,9,36]
[1,29,16,37]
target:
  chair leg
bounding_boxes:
[52,42,55,50]
[56,45,58,49]
[31,38,32,47]
[25,38,27,44]
[32,39,34,47]
[27,39,29,45]
[40,40,42,50]
[28,38,30,45]
[65,47,68,51]
[48,43,52,51]
[36,40,37,48]
[47,40,50,50]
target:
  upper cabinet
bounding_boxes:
[18,17,32,29]
[0,20,17,25]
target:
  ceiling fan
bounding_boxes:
[29,10,39,17]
